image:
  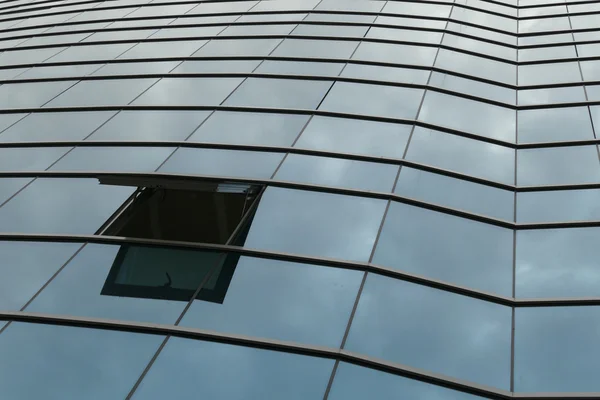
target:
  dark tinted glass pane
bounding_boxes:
[180,256,362,347]
[0,322,163,400]
[373,202,513,295]
[0,178,135,234]
[516,228,600,298]
[515,307,600,392]
[0,241,81,310]
[346,274,511,389]
[132,337,334,399]
[329,362,489,400]
[25,244,224,324]
[245,187,387,262]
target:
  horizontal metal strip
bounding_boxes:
[0,171,600,227]
[0,311,518,400]
[2,233,600,309]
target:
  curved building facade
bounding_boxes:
[0,0,599,398]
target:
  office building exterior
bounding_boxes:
[0,0,599,397]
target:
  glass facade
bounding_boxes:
[0,0,599,398]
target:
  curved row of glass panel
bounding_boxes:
[3,238,600,396]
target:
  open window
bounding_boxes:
[97,177,262,303]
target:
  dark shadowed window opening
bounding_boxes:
[97,177,262,303]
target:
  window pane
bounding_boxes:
[517,189,600,223]
[188,111,309,146]
[171,60,260,74]
[0,81,76,109]
[118,40,208,59]
[93,61,179,76]
[419,91,516,142]
[516,228,600,298]
[428,71,516,105]
[434,49,516,85]
[44,43,135,63]
[180,256,362,347]
[275,154,399,192]
[0,178,31,205]
[346,273,511,389]
[132,78,243,106]
[291,24,367,38]
[132,337,333,400]
[0,111,116,142]
[382,1,452,17]
[88,110,211,141]
[294,116,411,159]
[367,27,443,44]
[373,202,513,295]
[271,38,359,58]
[442,34,516,61]
[517,107,594,143]
[192,38,282,56]
[517,146,600,186]
[0,147,71,171]
[518,62,581,86]
[329,362,488,400]
[26,243,226,324]
[244,187,387,262]
[519,45,576,62]
[220,23,296,36]
[395,167,514,221]
[581,60,600,81]
[0,178,135,234]
[341,63,431,85]
[0,322,163,400]
[518,86,586,106]
[406,127,515,185]
[515,307,600,392]
[158,148,284,179]
[519,17,570,33]
[49,147,174,172]
[45,79,158,107]
[255,60,344,76]
[0,47,66,66]
[319,82,423,119]
[0,241,80,310]
[224,78,332,109]
[352,42,438,66]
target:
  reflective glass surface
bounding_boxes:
[419,91,516,142]
[0,178,31,205]
[133,337,334,399]
[159,148,284,179]
[224,78,332,109]
[132,78,243,106]
[515,307,600,392]
[271,38,359,59]
[406,127,515,185]
[45,79,158,107]
[0,81,76,108]
[346,273,511,389]
[395,167,514,221]
[373,202,513,295]
[54,143,174,170]
[181,256,362,347]
[329,362,488,400]
[0,241,81,310]
[517,189,600,223]
[275,154,399,192]
[517,146,600,186]
[319,82,423,119]
[25,243,220,324]
[0,323,163,399]
[517,107,594,143]
[245,187,387,262]
[352,42,438,66]
[188,111,309,146]
[517,228,600,298]
[192,38,282,56]
[0,111,116,142]
[0,147,70,171]
[295,116,412,159]
[0,178,134,234]
[88,110,211,141]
